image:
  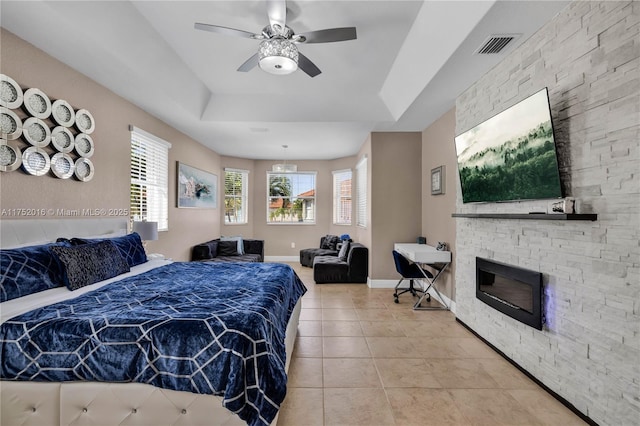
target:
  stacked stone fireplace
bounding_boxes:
[452,2,639,426]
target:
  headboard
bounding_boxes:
[0,218,129,249]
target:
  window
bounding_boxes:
[333,169,352,225]
[356,155,367,228]
[267,172,316,224]
[130,126,171,231]
[224,168,248,224]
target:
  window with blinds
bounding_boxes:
[333,169,352,225]
[130,127,171,231]
[267,172,316,224]
[356,155,367,228]
[224,168,249,224]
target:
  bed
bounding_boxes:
[0,219,305,426]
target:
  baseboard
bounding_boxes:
[265,256,299,262]
[367,279,397,289]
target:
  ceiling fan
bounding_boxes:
[194,0,357,77]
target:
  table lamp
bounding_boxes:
[132,220,158,248]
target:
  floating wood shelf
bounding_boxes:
[451,213,597,221]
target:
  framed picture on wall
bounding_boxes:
[177,162,217,208]
[431,165,445,195]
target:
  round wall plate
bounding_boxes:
[74,157,94,182]
[23,88,52,119]
[51,126,74,153]
[50,152,75,179]
[0,108,22,140]
[74,133,94,158]
[0,74,24,109]
[51,99,75,127]
[0,139,22,172]
[22,146,50,176]
[75,109,95,134]
[22,117,51,147]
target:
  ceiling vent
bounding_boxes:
[474,34,521,55]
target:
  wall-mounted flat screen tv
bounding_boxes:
[454,88,563,203]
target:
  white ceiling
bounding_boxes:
[1,0,569,160]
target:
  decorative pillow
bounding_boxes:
[49,240,130,291]
[70,232,147,267]
[320,235,340,250]
[1,242,71,302]
[221,235,244,255]
[218,240,239,256]
[338,241,350,262]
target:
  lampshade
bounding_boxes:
[258,39,298,75]
[132,221,158,241]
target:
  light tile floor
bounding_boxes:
[278,262,587,426]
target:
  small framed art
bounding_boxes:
[431,165,444,195]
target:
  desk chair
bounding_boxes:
[392,250,433,305]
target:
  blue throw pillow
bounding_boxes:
[49,240,130,291]
[0,241,70,302]
[70,232,147,267]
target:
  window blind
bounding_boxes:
[333,169,352,225]
[356,156,367,228]
[224,168,249,224]
[130,126,171,231]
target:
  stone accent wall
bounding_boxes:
[454,2,639,425]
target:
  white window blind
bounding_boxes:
[333,169,352,225]
[130,126,171,231]
[356,156,367,228]
[267,172,316,224]
[224,168,249,224]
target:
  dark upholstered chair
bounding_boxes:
[392,250,433,304]
[299,235,341,267]
[313,243,368,284]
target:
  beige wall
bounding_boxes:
[0,29,220,261]
[370,132,422,280]
[421,108,457,300]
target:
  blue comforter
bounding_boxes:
[0,262,307,426]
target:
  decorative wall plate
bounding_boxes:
[22,146,50,176]
[0,139,22,172]
[50,152,75,179]
[75,109,95,134]
[51,99,75,127]
[22,117,51,147]
[0,75,23,109]
[51,126,74,153]
[74,133,94,157]
[74,157,94,182]
[0,108,22,140]
[23,88,52,119]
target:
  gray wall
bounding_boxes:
[453,2,639,425]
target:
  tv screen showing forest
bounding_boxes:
[454,88,563,203]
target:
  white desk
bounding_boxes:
[393,243,451,310]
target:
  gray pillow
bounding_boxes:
[49,240,130,291]
[218,240,239,256]
[338,241,350,261]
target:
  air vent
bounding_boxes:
[474,34,521,55]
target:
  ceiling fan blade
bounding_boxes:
[266,0,287,33]
[194,23,257,39]
[237,53,260,72]
[297,27,357,44]
[297,53,321,78]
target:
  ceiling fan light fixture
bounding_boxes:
[258,39,298,75]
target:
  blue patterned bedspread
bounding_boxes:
[0,262,307,426]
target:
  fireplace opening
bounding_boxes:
[476,257,543,330]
